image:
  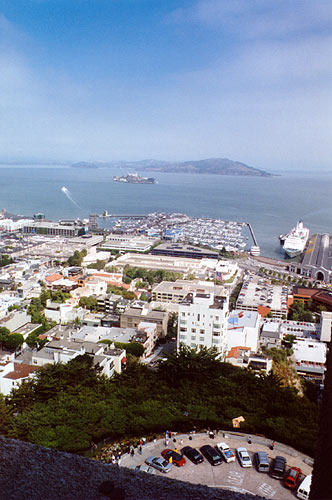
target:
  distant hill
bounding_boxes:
[142,158,272,177]
[71,161,98,169]
[71,158,272,177]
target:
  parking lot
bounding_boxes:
[122,433,313,499]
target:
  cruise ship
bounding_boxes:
[281,220,309,258]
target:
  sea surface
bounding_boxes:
[0,165,331,259]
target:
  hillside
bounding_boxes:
[71,158,272,177]
[143,158,272,176]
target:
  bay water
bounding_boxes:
[0,166,331,259]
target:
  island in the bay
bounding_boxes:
[113,172,157,184]
[71,157,273,177]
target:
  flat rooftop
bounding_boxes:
[236,277,288,312]
[301,233,332,271]
[228,310,260,330]
[293,339,327,364]
[152,279,225,296]
[152,243,219,259]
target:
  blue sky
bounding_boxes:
[0,0,331,170]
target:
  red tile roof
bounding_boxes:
[4,363,38,380]
[226,346,250,359]
[45,273,63,283]
[257,305,271,317]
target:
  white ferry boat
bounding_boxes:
[282,220,309,258]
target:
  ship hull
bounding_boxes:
[284,248,303,258]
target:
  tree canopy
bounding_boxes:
[0,347,319,457]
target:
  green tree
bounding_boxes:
[87,259,106,271]
[282,334,296,348]
[68,250,86,267]
[0,327,10,349]
[78,296,98,311]
[113,341,145,357]
[0,254,13,267]
[5,332,24,351]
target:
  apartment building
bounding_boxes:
[177,291,229,357]
[120,304,168,337]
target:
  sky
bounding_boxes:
[0,0,331,170]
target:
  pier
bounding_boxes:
[98,213,148,219]
[247,223,260,256]
[247,223,258,246]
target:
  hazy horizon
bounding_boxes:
[1,1,331,171]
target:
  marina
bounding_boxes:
[95,212,258,254]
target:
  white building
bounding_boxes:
[85,277,107,296]
[226,310,260,353]
[215,260,239,282]
[225,347,272,375]
[0,311,31,332]
[320,311,332,342]
[177,291,229,357]
[44,300,86,324]
[101,234,158,253]
[292,339,327,382]
[0,362,38,396]
[31,337,125,377]
[152,280,225,304]
[260,322,281,349]
[0,218,33,232]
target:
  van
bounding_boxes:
[270,455,286,479]
[297,474,312,500]
[255,451,269,472]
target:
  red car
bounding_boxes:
[161,449,186,467]
[284,467,302,489]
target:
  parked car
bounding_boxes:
[236,447,252,468]
[297,474,312,500]
[128,464,157,475]
[200,445,223,466]
[145,456,172,473]
[216,442,235,463]
[284,467,302,489]
[161,449,186,467]
[181,446,204,465]
[254,451,270,473]
[270,456,287,479]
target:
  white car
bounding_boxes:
[216,442,235,463]
[236,447,252,468]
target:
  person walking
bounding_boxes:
[139,445,142,455]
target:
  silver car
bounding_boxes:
[145,456,172,473]
[236,447,252,468]
[128,464,157,475]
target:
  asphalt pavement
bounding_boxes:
[121,432,312,499]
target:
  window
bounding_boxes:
[200,329,205,334]
[191,328,196,333]
[197,313,200,321]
